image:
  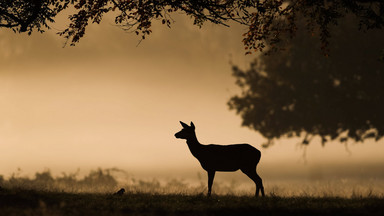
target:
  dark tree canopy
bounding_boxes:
[0,0,69,34]
[1,0,384,53]
[228,16,384,147]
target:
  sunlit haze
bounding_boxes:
[1,13,383,189]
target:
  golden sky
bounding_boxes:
[0,13,383,179]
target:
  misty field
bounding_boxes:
[1,169,384,215]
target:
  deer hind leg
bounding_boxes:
[207,170,215,197]
[241,168,265,197]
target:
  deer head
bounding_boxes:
[174,121,196,139]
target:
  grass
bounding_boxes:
[1,169,383,215]
[1,188,383,216]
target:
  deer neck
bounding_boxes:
[186,135,202,158]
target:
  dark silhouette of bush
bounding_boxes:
[1,168,118,193]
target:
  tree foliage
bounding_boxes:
[0,0,70,34]
[228,16,384,147]
[1,0,384,52]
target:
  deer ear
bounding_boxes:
[180,121,189,128]
[190,122,195,129]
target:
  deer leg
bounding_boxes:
[241,169,265,197]
[255,172,265,197]
[207,170,215,197]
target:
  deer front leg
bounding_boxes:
[207,170,215,197]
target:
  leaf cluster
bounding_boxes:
[0,0,71,35]
[58,0,261,46]
[242,0,384,55]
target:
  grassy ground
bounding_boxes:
[1,188,383,216]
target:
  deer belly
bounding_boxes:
[200,160,240,172]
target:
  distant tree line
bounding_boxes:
[0,168,241,194]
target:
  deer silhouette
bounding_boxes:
[175,121,265,197]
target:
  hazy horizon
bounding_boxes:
[1,13,384,187]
